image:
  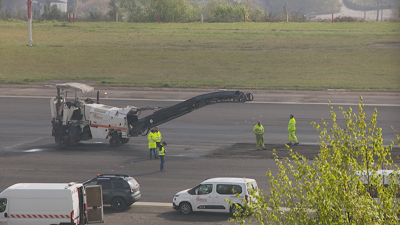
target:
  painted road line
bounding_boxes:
[135,202,171,207]
[1,95,399,107]
[135,202,315,213]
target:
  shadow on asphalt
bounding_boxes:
[156,210,232,223]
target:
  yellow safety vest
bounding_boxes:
[288,118,296,131]
[158,145,165,156]
[154,131,162,143]
[253,124,264,135]
[148,132,156,149]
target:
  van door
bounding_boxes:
[192,184,214,212]
[86,185,104,223]
[215,184,243,213]
[0,198,8,225]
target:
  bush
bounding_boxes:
[334,16,365,22]
[230,97,400,225]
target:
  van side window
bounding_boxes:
[0,198,7,212]
[98,180,112,189]
[196,184,213,195]
[217,185,242,194]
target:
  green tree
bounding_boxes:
[119,0,153,22]
[108,0,122,21]
[42,2,63,21]
[68,0,78,12]
[231,97,400,224]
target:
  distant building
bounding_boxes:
[33,0,68,15]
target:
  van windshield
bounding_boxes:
[247,182,258,190]
[0,198,7,212]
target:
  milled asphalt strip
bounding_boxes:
[0,96,399,107]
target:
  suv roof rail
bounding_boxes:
[97,174,130,178]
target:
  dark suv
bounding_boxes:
[83,174,141,211]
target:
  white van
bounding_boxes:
[0,182,103,225]
[172,177,258,214]
[357,169,400,200]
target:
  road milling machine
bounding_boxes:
[50,83,254,147]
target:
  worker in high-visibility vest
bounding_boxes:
[158,142,167,172]
[253,121,266,150]
[148,129,158,159]
[154,126,162,148]
[287,114,299,145]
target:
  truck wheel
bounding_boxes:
[59,136,69,147]
[109,137,121,147]
[120,138,129,144]
[112,197,126,211]
[179,202,192,214]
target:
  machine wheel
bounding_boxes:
[179,202,192,214]
[120,138,130,144]
[109,137,121,147]
[112,197,126,211]
[246,93,254,101]
[59,136,69,147]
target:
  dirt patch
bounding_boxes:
[368,43,400,48]
[206,143,400,163]
[206,143,321,160]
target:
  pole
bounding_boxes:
[244,14,245,22]
[201,13,203,23]
[73,13,75,22]
[287,13,288,23]
[27,0,32,47]
[364,0,366,20]
[116,12,118,22]
[332,13,334,23]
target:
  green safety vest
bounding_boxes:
[288,118,296,131]
[158,145,165,156]
[253,124,264,135]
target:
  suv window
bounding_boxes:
[114,181,124,188]
[217,184,242,194]
[98,180,112,189]
[85,180,97,186]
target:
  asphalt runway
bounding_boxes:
[0,86,399,224]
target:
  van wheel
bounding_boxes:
[112,197,126,211]
[230,204,242,216]
[179,202,192,214]
[109,137,121,147]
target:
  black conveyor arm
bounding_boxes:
[129,91,253,136]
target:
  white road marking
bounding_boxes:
[135,202,171,207]
[135,202,314,213]
[6,138,44,149]
[1,95,398,106]
[23,149,43,153]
